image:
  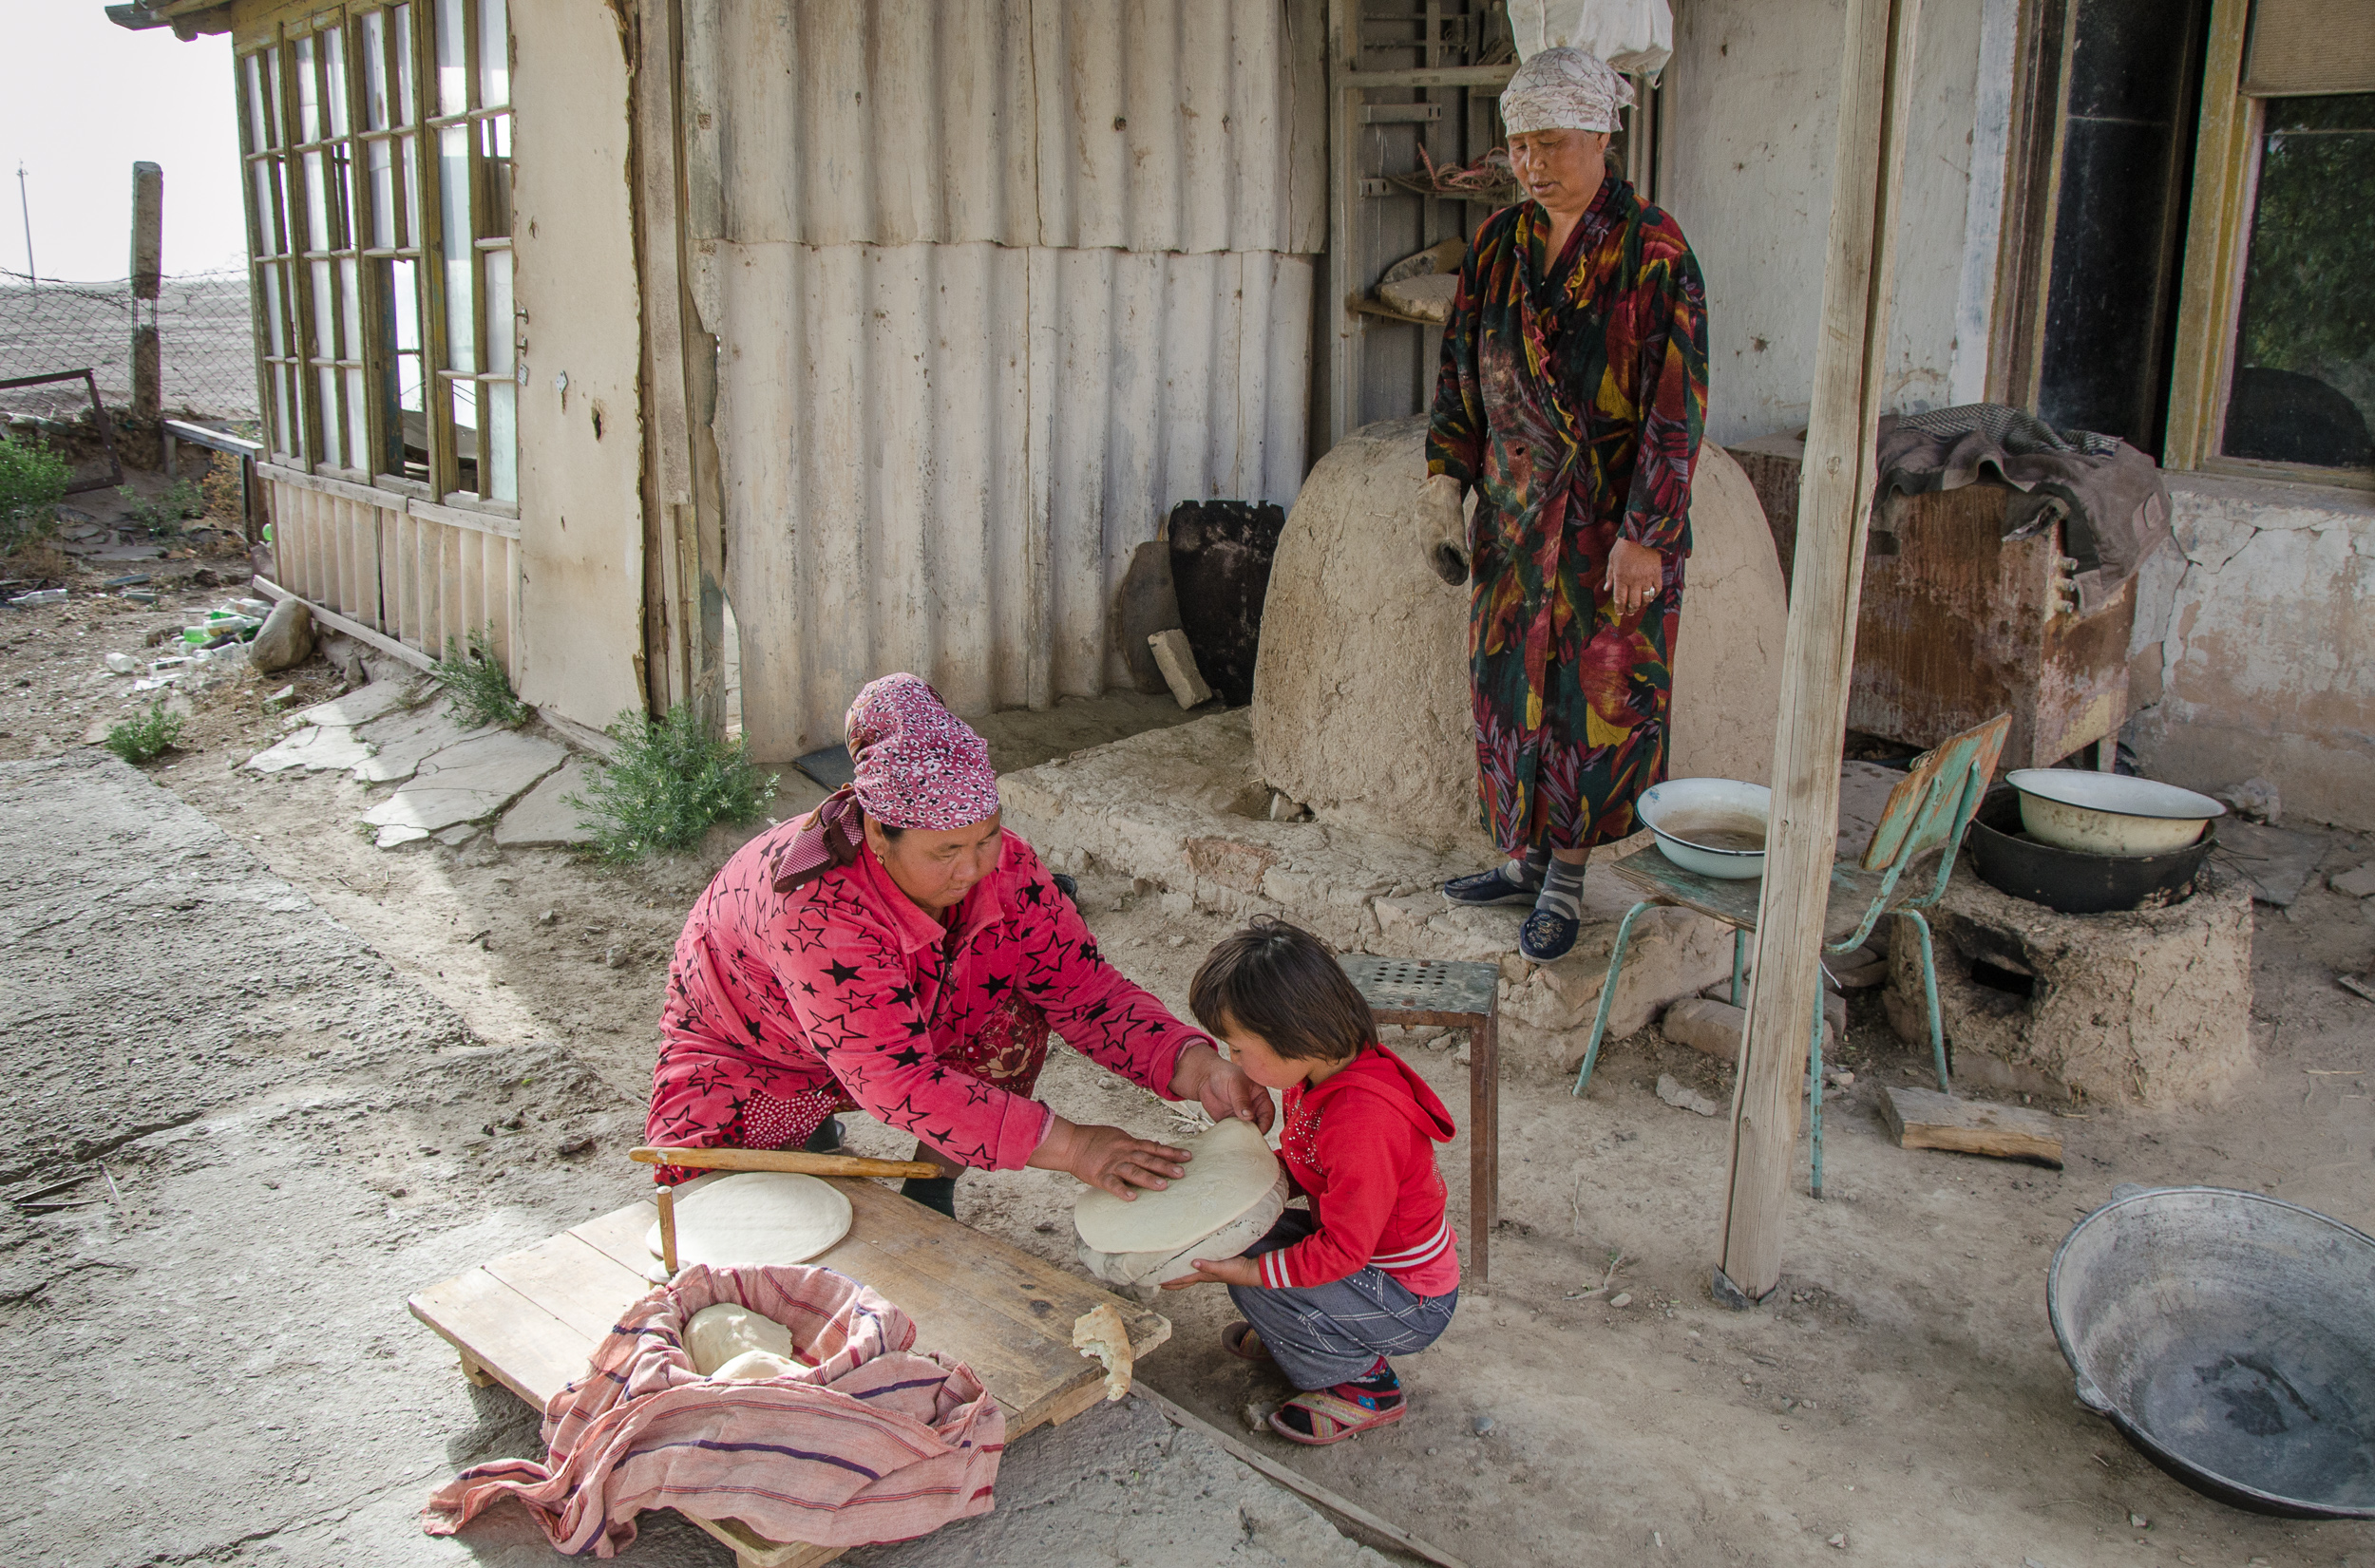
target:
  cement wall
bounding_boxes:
[2125,474,2375,832]
[1659,0,2015,444]
[510,0,648,729]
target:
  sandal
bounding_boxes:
[1222,1321,1273,1364]
[1268,1381,1406,1445]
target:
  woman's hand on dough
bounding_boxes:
[1169,1044,1278,1134]
[1030,1115,1190,1199]
[1604,538,1664,616]
[1160,1256,1264,1290]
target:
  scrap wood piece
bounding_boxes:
[1131,1385,1470,1568]
[1882,1086,2063,1167]
[1072,1304,1134,1402]
[2338,974,2375,1006]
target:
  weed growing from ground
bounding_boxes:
[0,432,69,553]
[569,704,776,861]
[119,479,206,536]
[428,627,529,727]
[106,700,185,765]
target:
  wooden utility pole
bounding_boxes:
[1715,0,1923,1307]
[130,161,163,422]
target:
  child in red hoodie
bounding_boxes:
[1165,918,1460,1445]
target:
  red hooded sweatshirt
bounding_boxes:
[1258,1043,1461,1296]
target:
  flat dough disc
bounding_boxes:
[645,1171,854,1269]
[1074,1117,1281,1255]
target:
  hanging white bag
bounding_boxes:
[1506,0,1673,83]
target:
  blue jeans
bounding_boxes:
[1226,1211,1459,1389]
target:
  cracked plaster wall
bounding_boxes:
[2123,473,2375,831]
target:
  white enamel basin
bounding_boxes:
[1639,778,1770,880]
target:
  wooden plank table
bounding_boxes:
[409,1178,1171,1568]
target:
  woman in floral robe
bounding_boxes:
[1421,46,1709,961]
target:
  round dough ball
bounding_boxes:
[1074,1117,1281,1256]
[644,1171,855,1269]
[709,1349,806,1383]
[684,1302,796,1376]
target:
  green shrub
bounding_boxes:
[106,700,184,765]
[568,704,776,861]
[119,478,205,536]
[428,627,529,727]
[0,432,70,552]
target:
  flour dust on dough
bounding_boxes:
[684,1301,799,1376]
[643,1171,854,1269]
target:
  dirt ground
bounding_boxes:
[5,551,2373,1568]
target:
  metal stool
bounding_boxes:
[1340,955,1501,1286]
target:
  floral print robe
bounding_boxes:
[1427,169,1709,854]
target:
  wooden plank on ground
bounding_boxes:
[1133,1387,1470,1568]
[408,1266,587,1410]
[1881,1087,2064,1166]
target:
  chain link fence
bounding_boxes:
[0,267,256,428]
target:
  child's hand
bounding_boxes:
[1160,1255,1264,1290]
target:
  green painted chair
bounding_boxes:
[1570,713,2012,1198]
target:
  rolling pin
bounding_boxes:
[629,1145,946,1180]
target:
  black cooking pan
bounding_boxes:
[1966,786,2213,914]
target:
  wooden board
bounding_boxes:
[1881,1086,2065,1166]
[408,1178,1171,1568]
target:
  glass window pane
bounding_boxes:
[479,0,509,111]
[440,124,477,372]
[436,0,469,116]
[303,150,331,253]
[482,115,511,236]
[275,366,299,456]
[341,258,363,359]
[261,263,287,357]
[483,251,513,374]
[323,25,351,138]
[347,368,370,469]
[251,161,283,255]
[327,142,355,249]
[450,377,481,491]
[294,33,320,144]
[2221,94,2375,471]
[311,257,338,357]
[394,3,417,125]
[482,380,516,502]
[360,9,390,131]
[318,366,346,467]
[243,52,275,149]
[368,136,398,249]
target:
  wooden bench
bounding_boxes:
[409,1178,1171,1568]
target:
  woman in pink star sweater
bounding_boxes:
[646,674,1271,1216]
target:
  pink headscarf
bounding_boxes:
[771,674,1000,893]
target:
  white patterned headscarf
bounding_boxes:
[1499,46,1635,136]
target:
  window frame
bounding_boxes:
[2163,0,2375,491]
[236,0,518,516]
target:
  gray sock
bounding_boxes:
[1533,857,1586,921]
[1496,846,1549,890]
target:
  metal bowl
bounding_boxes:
[1966,789,2215,914]
[1638,778,1769,880]
[2049,1187,2375,1518]
[2005,769,2224,857]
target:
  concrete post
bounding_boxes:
[130,162,163,422]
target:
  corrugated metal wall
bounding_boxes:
[689,0,1326,758]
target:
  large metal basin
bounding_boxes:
[2049,1187,2375,1517]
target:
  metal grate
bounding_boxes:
[1340,954,1500,1019]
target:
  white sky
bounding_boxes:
[0,7,245,281]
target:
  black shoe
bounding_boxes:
[1442,862,1542,907]
[802,1117,844,1155]
[901,1175,958,1219]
